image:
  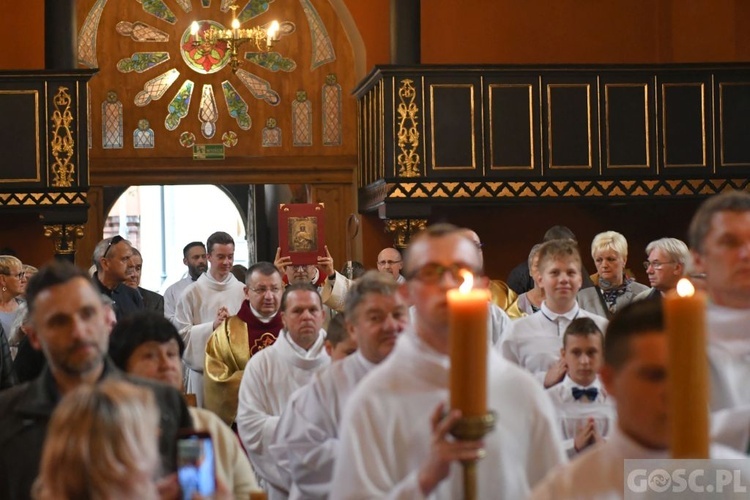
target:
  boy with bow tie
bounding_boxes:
[546,317,615,456]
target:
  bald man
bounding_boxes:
[376,247,404,283]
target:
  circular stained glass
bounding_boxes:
[180,20,231,75]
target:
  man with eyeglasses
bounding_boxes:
[91,235,144,321]
[332,223,565,499]
[634,237,689,301]
[204,261,285,426]
[376,247,404,283]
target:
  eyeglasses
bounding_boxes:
[103,235,125,258]
[250,287,282,295]
[1,271,25,280]
[377,259,402,266]
[643,260,676,270]
[407,263,480,284]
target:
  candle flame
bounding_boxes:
[232,18,240,30]
[676,278,695,297]
[458,270,474,293]
[190,21,199,36]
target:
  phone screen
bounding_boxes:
[177,432,216,499]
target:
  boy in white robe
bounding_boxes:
[173,232,245,406]
[502,239,608,387]
[531,299,746,500]
[331,224,566,499]
[272,271,409,499]
[236,283,330,499]
[546,317,615,457]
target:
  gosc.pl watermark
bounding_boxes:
[625,459,750,499]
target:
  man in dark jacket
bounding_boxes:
[92,235,144,320]
[0,260,192,500]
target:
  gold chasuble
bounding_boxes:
[489,279,524,319]
[204,302,284,425]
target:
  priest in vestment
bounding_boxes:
[204,261,285,426]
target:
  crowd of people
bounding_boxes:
[0,189,749,499]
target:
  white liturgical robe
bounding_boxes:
[530,427,747,500]
[163,275,194,320]
[271,351,376,499]
[546,375,616,456]
[237,328,330,499]
[173,272,244,406]
[331,328,566,500]
[501,302,608,384]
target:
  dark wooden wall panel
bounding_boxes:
[661,81,710,169]
[718,82,750,167]
[603,83,653,172]
[487,83,537,174]
[0,90,40,183]
[545,81,598,173]
[426,82,480,176]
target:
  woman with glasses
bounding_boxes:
[0,255,25,390]
[0,255,26,339]
[577,231,649,319]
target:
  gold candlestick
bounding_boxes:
[450,412,496,500]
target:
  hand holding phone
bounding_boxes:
[176,431,216,500]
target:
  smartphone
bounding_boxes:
[176,431,216,500]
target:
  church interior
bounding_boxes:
[3,0,750,283]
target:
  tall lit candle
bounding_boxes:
[231,18,240,38]
[664,278,709,458]
[447,271,490,418]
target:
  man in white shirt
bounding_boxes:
[502,239,608,387]
[331,223,565,499]
[236,283,330,499]
[163,241,207,320]
[546,317,615,457]
[531,299,744,499]
[173,232,245,406]
[272,271,409,499]
[688,190,750,451]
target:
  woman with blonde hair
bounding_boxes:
[578,230,648,318]
[0,255,26,340]
[33,380,161,500]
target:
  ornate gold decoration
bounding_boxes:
[396,79,421,177]
[0,192,87,208]
[384,218,427,248]
[50,86,76,187]
[43,224,85,255]
[450,411,496,500]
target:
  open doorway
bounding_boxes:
[104,185,248,294]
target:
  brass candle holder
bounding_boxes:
[449,411,496,500]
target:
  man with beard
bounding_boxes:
[204,261,285,425]
[236,283,330,499]
[164,241,208,320]
[174,232,245,407]
[0,261,191,500]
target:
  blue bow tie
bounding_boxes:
[572,387,599,401]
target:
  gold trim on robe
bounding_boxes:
[204,316,276,425]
